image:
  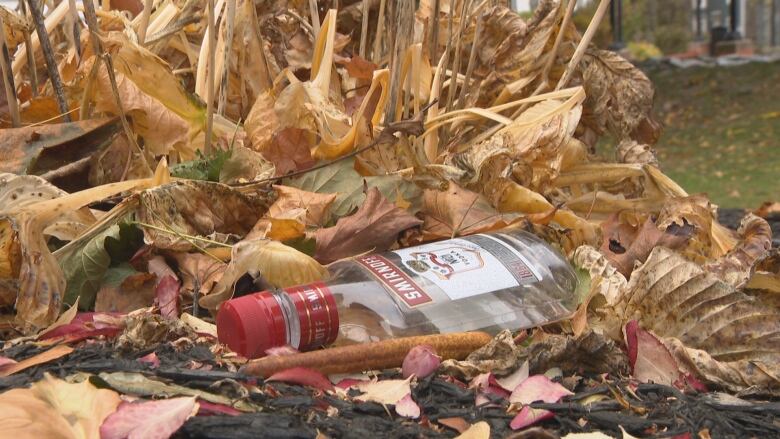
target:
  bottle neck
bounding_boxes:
[272,282,340,351]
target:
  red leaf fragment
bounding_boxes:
[39,312,124,342]
[138,352,160,368]
[266,367,334,391]
[402,344,441,379]
[155,275,180,319]
[100,397,198,439]
[196,401,242,417]
[624,321,682,387]
[510,406,553,430]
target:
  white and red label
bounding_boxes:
[356,254,433,307]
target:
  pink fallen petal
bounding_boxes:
[402,344,441,379]
[0,356,17,368]
[334,378,367,390]
[510,406,553,430]
[509,375,573,405]
[100,397,199,439]
[196,401,242,417]
[682,373,708,393]
[471,373,509,407]
[155,275,181,319]
[394,393,420,418]
[39,312,124,342]
[496,361,529,392]
[264,345,300,356]
[138,352,160,368]
[624,322,682,387]
[266,367,334,391]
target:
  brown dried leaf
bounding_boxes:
[171,252,226,299]
[138,181,271,251]
[580,49,658,142]
[340,55,377,80]
[245,90,281,153]
[615,139,658,166]
[600,215,693,277]
[314,187,423,264]
[268,185,337,227]
[261,128,316,177]
[705,214,772,288]
[89,134,153,186]
[612,247,780,393]
[440,331,523,379]
[94,268,157,313]
[656,196,736,262]
[420,183,521,241]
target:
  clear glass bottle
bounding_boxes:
[217,229,578,359]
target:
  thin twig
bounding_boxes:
[429,0,440,62]
[445,0,470,114]
[555,0,609,90]
[308,0,320,37]
[358,0,370,58]
[371,0,386,63]
[27,0,71,121]
[0,14,20,127]
[138,0,154,44]
[67,0,81,60]
[541,0,577,82]
[81,0,142,181]
[18,0,37,95]
[143,15,201,45]
[204,0,216,155]
[218,0,236,116]
[456,11,482,110]
[38,156,92,181]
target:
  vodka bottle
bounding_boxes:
[217,230,578,358]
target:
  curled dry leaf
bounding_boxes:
[608,247,780,393]
[0,372,121,439]
[200,239,328,310]
[440,331,524,380]
[704,213,772,288]
[138,180,272,251]
[314,187,423,264]
[615,139,658,167]
[579,48,658,142]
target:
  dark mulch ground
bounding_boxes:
[2,341,779,439]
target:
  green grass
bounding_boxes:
[645,62,780,208]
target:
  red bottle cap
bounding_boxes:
[217,283,339,359]
[216,292,288,359]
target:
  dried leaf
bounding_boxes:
[245,90,281,152]
[454,421,491,439]
[172,253,226,299]
[355,377,412,405]
[286,158,422,218]
[600,216,693,277]
[420,184,521,241]
[218,145,275,184]
[580,49,657,141]
[624,320,681,386]
[155,275,180,318]
[200,239,327,310]
[100,397,199,439]
[0,373,121,439]
[269,185,337,227]
[0,345,73,377]
[609,247,780,393]
[440,331,523,379]
[314,187,423,264]
[266,367,334,391]
[94,265,156,313]
[57,224,122,309]
[138,180,271,251]
[340,55,377,80]
[261,128,316,177]
[705,214,772,288]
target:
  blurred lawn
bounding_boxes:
[646,62,780,209]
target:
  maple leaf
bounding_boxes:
[314,187,423,264]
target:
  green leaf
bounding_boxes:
[284,158,422,218]
[170,149,231,181]
[58,224,121,309]
[104,223,144,265]
[282,235,317,256]
[101,263,140,288]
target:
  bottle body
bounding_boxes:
[217,230,578,358]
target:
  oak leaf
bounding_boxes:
[314,187,423,264]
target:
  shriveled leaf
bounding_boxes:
[57,224,121,309]
[266,367,334,391]
[608,247,780,393]
[440,331,524,379]
[99,397,199,439]
[705,214,772,288]
[200,239,327,310]
[172,252,226,300]
[314,187,423,264]
[138,180,271,251]
[286,158,422,218]
[580,49,658,142]
[0,373,121,439]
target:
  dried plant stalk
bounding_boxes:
[0,14,20,126]
[241,332,494,377]
[26,0,71,122]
